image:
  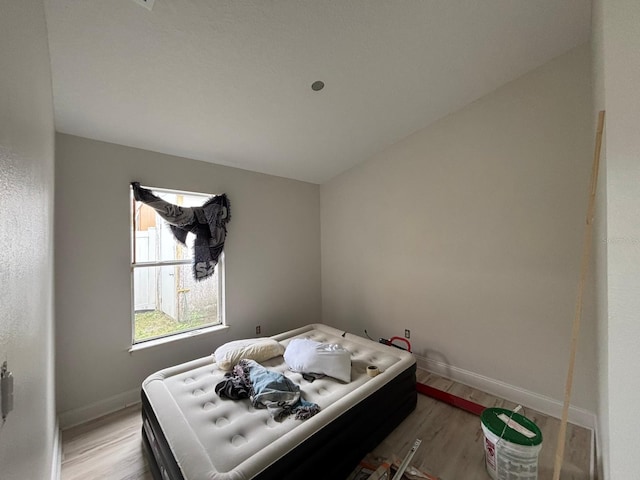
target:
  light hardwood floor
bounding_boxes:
[61,369,593,480]
[372,370,592,480]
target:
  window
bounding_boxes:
[131,186,224,344]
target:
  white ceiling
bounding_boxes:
[44,1,591,184]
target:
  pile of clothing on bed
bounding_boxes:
[215,359,320,420]
[213,338,352,421]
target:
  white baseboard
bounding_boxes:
[58,388,140,430]
[51,419,61,480]
[414,354,597,431]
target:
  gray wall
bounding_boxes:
[592,1,640,477]
[591,0,609,476]
[321,46,597,411]
[0,1,57,479]
[55,134,320,420]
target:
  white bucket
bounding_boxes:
[481,408,543,480]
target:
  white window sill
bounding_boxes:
[129,324,230,353]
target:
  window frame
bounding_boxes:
[129,184,226,347]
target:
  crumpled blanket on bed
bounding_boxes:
[215,359,320,421]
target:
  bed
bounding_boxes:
[141,323,417,480]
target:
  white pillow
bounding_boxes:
[284,338,351,383]
[214,338,284,371]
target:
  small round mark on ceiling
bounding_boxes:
[311,81,325,92]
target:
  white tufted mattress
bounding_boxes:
[141,323,416,480]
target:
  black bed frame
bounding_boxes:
[142,362,417,480]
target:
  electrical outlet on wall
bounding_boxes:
[404,329,410,339]
[256,325,261,335]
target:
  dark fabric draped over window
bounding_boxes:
[131,182,230,281]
